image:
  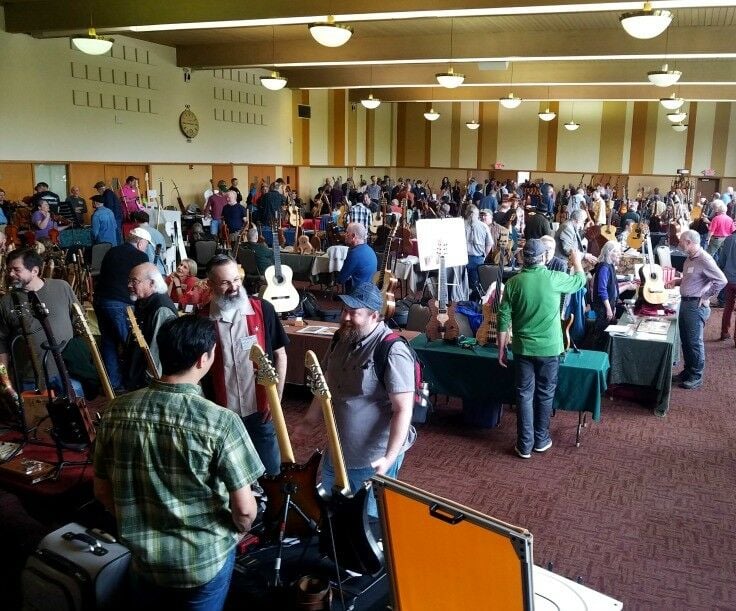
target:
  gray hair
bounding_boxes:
[539,235,556,256]
[570,209,586,223]
[465,204,479,221]
[146,267,168,294]
[680,229,700,246]
[711,200,727,214]
[247,227,259,242]
[598,241,621,265]
[347,222,367,241]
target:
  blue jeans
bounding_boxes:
[467,254,485,298]
[209,219,221,238]
[93,299,130,390]
[242,412,281,476]
[321,452,404,518]
[514,355,559,454]
[130,548,235,611]
[678,300,710,382]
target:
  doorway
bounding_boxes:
[696,177,719,201]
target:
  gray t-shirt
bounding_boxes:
[324,322,416,469]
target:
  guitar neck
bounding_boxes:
[126,306,160,380]
[12,293,46,393]
[438,256,448,312]
[73,304,115,400]
[318,394,350,494]
[264,384,295,463]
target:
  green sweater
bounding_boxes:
[498,266,586,357]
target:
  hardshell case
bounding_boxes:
[22,523,130,611]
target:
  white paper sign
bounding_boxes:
[415,218,469,271]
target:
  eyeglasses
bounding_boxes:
[216,276,242,290]
[128,277,146,285]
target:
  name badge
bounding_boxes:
[239,335,257,351]
[686,267,694,274]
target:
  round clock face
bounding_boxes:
[179,109,199,139]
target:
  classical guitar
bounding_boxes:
[639,233,666,306]
[371,218,399,319]
[627,222,645,250]
[600,203,617,243]
[125,306,160,381]
[263,222,300,313]
[476,250,506,346]
[72,303,115,401]
[27,291,96,448]
[249,345,322,539]
[305,350,384,576]
[425,242,460,342]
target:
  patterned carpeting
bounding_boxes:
[285,307,736,610]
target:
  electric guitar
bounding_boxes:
[27,292,96,449]
[72,303,115,401]
[476,250,506,346]
[249,345,322,538]
[639,233,666,306]
[125,306,160,381]
[262,222,300,313]
[371,218,399,319]
[305,350,384,576]
[425,242,460,342]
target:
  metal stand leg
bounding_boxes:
[575,412,588,447]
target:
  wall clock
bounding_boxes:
[179,105,199,139]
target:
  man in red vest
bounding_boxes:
[201,254,289,475]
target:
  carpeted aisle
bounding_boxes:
[287,311,736,611]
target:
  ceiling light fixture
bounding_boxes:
[539,86,556,121]
[620,2,672,39]
[261,27,288,90]
[660,92,684,109]
[648,64,682,87]
[666,110,687,122]
[308,15,353,47]
[672,122,688,132]
[564,101,580,131]
[71,27,113,55]
[361,93,381,109]
[436,20,465,89]
[424,108,441,121]
[499,62,522,108]
[466,101,480,130]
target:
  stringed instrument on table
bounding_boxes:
[27,291,96,448]
[72,303,114,401]
[627,221,646,250]
[369,197,387,235]
[476,251,506,347]
[425,242,460,342]
[600,203,618,243]
[262,221,300,313]
[372,219,399,319]
[249,344,322,539]
[305,350,384,576]
[125,306,160,381]
[638,233,666,306]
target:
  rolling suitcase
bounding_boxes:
[22,523,131,610]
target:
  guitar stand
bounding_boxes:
[558,340,587,448]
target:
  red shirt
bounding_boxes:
[709,213,735,238]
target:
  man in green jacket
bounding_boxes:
[497,239,586,458]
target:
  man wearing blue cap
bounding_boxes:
[497,239,586,459]
[293,282,416,518]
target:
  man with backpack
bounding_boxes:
[292,282,417,518]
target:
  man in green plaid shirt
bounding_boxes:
[94,315,264,610]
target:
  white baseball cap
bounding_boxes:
[129,227,152,243]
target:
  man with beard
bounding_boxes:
[292,282,416,518]
[0,248,82,394]
[126,263,178,390]
[201,255,289,475]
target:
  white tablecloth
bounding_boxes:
[311,245,349,275]
[395,255,421,292]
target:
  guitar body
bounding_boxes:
[475,301,497,347]
[627,224,644,250]
[47,395,95,450]
[263,264,300,313]
[562,313,574,351]
[259,451,323,539]
[318,483,384,576]
[378,271,398,319]
[425,300,460,342]
[639,264,666,305]
[600,224,617,242]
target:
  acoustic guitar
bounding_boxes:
[372,218,399,319]
[639,233,666,306]
[262,222,300,313]
[249,345,322,539]
[27,291,96,449]
[627,222,645,250]
[425,242,460,342]
[72,303,115,401]
[125,306,160,381]
[305,350,384,576]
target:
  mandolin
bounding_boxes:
[27,291,96,449]
[639,233,666,306]
[72,303,114,401]
[425,242,460,342]
[125,306,160,381]
[305,350,384,576]
[249,345,322,539]
[372,218,399,319]
[262,221,300,313]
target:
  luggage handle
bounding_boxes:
[429,503,465,525]
[62,531,108,556]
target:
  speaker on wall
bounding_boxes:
[297,104,311,119]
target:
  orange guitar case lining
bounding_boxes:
[373,475,534,611]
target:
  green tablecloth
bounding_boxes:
[606,313,680,416]
[410,335,610,421]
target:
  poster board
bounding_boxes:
[415,218,468,271]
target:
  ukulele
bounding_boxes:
[305,350,384,576]
[639,233,666,306]
[249,345,322,538]
[476,250,506,346]
[72,303,115,401]
[262,221,300,313]
[372,218,399,319]
[425,242,460,342]
[125,306,161,381]
[27,291,96,448]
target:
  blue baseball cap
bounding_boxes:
[339,282,383,311]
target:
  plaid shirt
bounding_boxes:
[348,202,371,231]
[93,381,264,587]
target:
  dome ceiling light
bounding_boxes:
[620,2,672,40]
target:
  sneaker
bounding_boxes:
[534,440,553,453]
[679,378,703,390]
[514,446,531,459]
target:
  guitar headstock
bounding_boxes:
[305,350,331,400]
[249,344,279,387]
[436,240,447,259]
[126,306,147,348]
